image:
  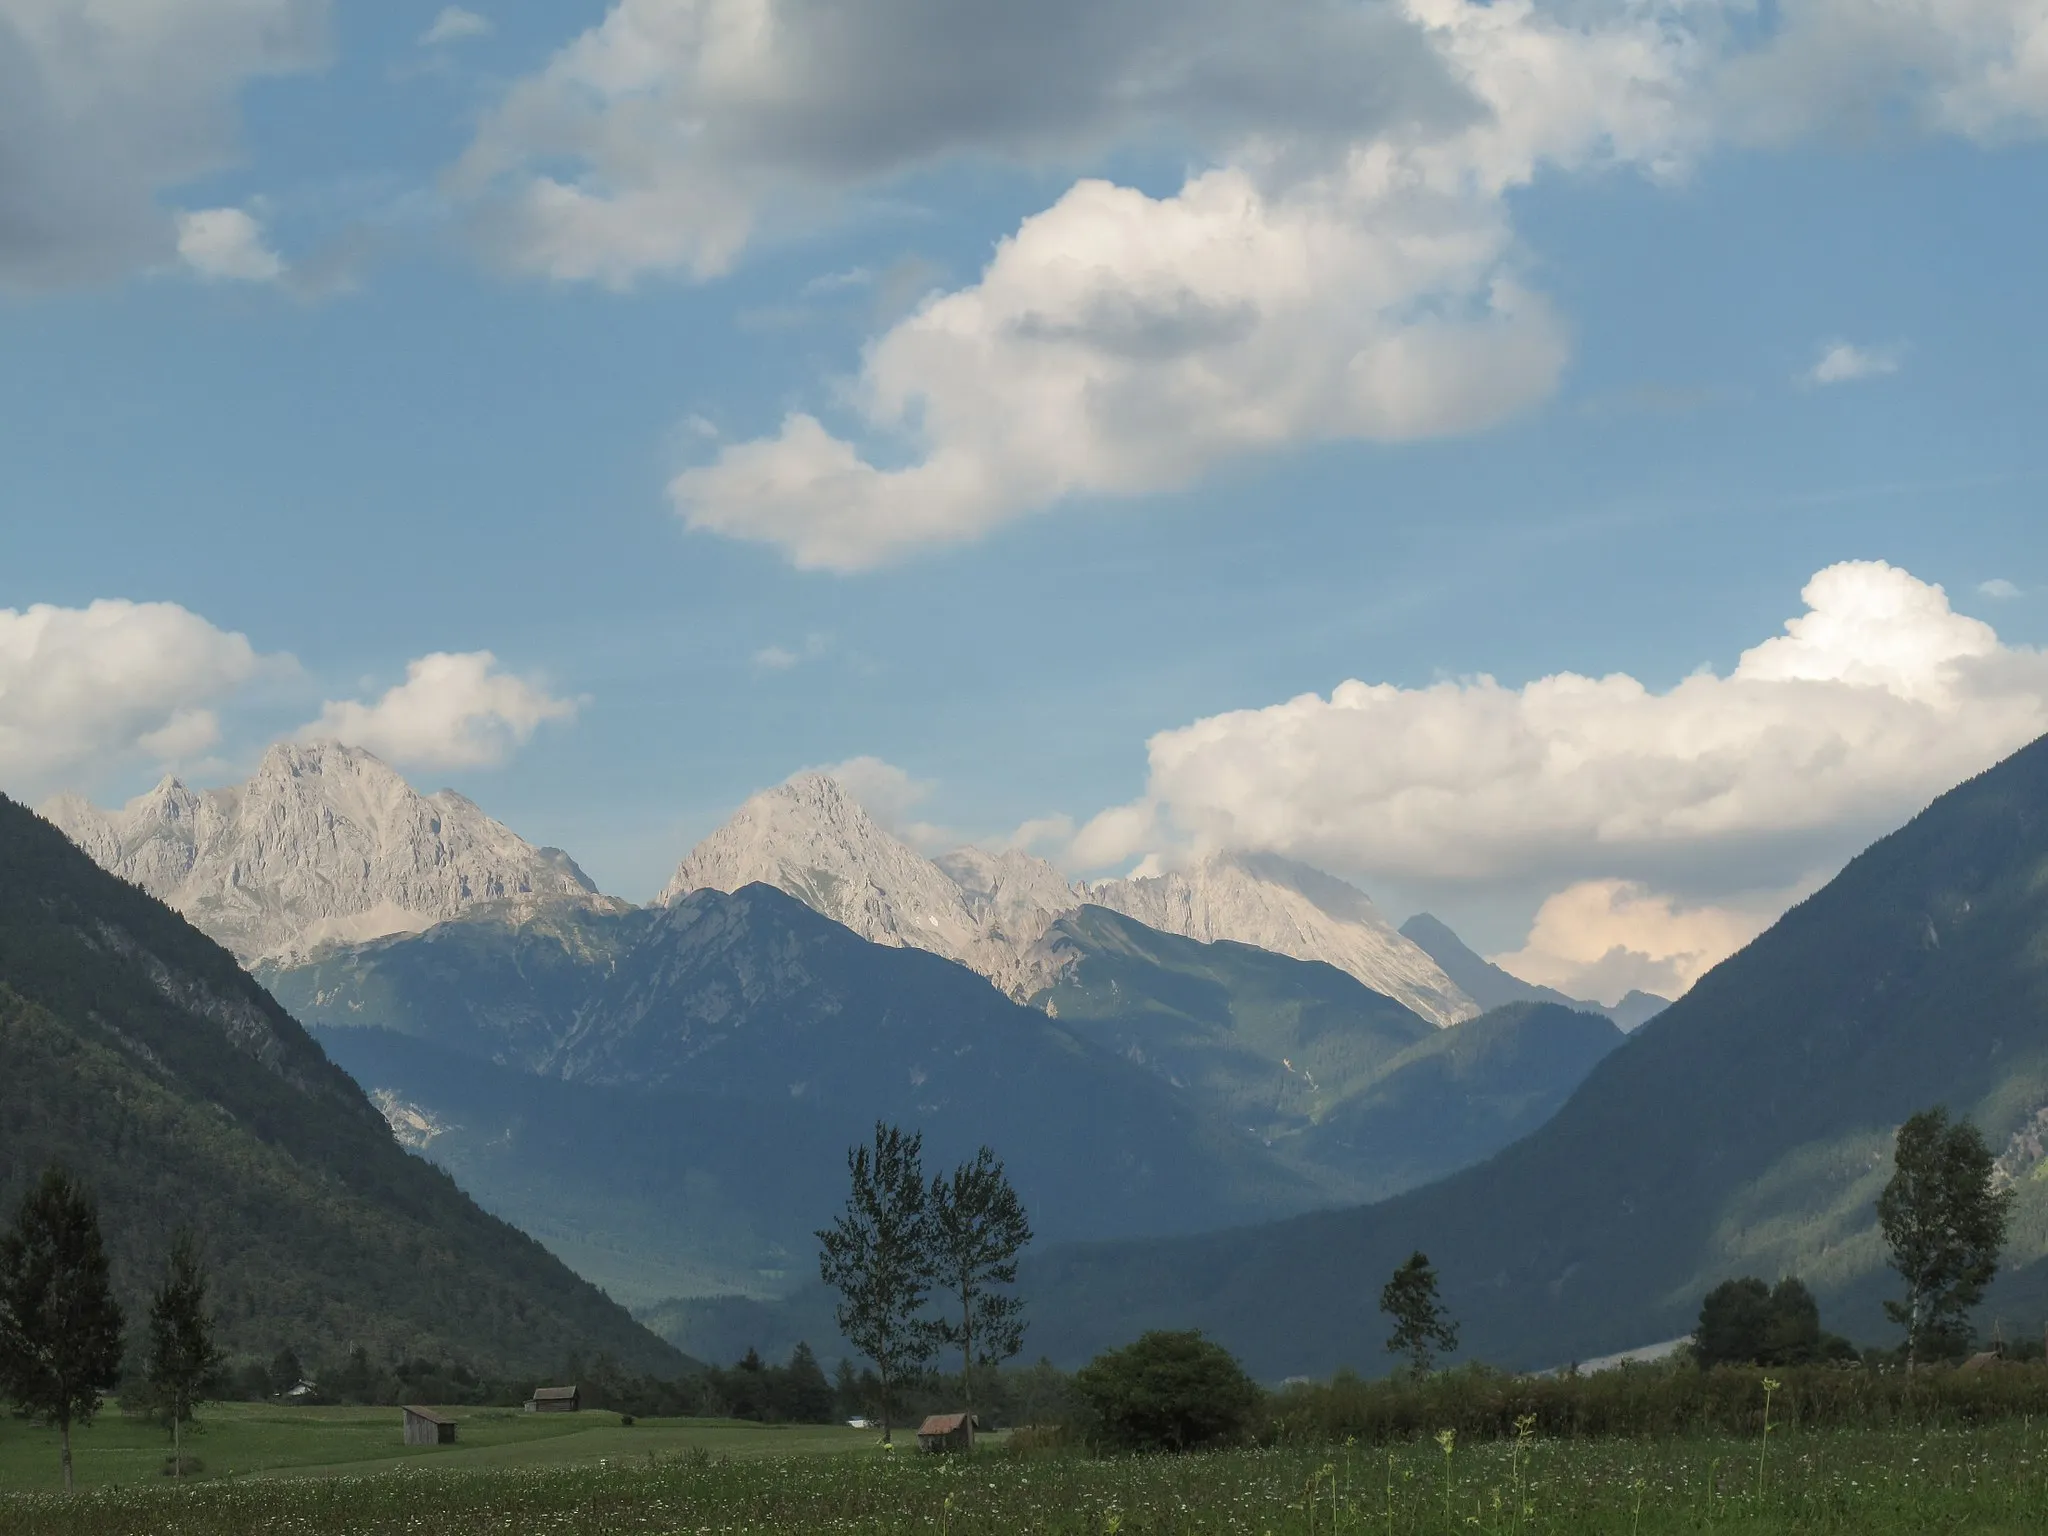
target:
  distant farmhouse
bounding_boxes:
[917,1413,980,1453]
[527,1385,581,1413]
[402,1406,457,1446]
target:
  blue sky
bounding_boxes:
[6,0,2048,997]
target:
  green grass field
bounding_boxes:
[0,1402,874,1493]
[6,1418,2048,1533]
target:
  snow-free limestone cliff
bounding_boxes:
[44,741,604,963]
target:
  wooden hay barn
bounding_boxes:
[402,1406,457,1446]
[526,1385,580,1413]
[916,1413,980,1452]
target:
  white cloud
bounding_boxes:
[0,0,324,290]
[1489,880,1782,1004]
[448,0,2048,567]
[1980,578,2023,599]
[0,600,292,797]
[1807,340,1900,386]
[751,633,832,671]
[421,7,492,46]
[668,0,1698,568]
[1074,560,2048,907]
[176,207,285,282]
[302,652,577,769]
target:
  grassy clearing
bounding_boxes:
[0,1402,872,1493]
[5,1421,2048,1533]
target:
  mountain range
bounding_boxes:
[0,791,679,1376]
[272,886,1621,1308]
[1011,733,2048,1377]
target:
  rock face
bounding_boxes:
[1082,854,1476,1026]
[43,741,603,964]
[661,774,1476,1026]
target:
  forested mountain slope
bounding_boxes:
[0,794,680,1376]
[1019,734,2048,1378]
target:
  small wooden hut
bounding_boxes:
[402,1406,457,1446]
[916,1412,980,1453]
[526,1384,581,1413]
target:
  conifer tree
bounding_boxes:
[0,1167,126,1493]
[146,1231,223,1481]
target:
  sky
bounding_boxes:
[5,0,2048,1004]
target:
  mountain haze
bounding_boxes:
[1019,733,2048,1378]
[1400,912,1668,1030]
[44,742,605,964]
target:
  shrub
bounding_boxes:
[1073,1331,1262,1453]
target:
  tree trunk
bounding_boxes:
[961,1283,974,1452]
[880,1358,892,1444]
[174,1408,184,1483]
[60,1415,73,1495]
[1907,1289,1922,1375]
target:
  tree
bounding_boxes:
[0,1167,127,1493]
[1878,1106,2014,1370]
[1695,1276,1825,1368]
[145,1231,224,1481]
[816,1122,936,1443]
[774,1342,836,1424]
[1380,1251,1458,1374]
[928,1146,1032,1436]
[1072,1331,1261,1452]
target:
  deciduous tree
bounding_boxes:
[1380,1250,1458,1374]
[1879,1107,2013,1370]
[928,1146,1032,1435]
[816,1122,934,1443]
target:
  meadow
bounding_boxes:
[6,1415,2048,1533]
[0,1402,871,1494]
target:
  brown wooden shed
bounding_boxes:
[402,1406,457,1446]
[526,1384,581,1413]
[916,1412,981,1452]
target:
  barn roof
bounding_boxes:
[918,1413,978,1435]
[530,1385,580,1400]
[402,1406,455,1425]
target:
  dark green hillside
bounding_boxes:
[1029,905,1435,1142]
[1021,733,2048,1378]
[1300,1002,1622,1198]
[0,795,681,1376]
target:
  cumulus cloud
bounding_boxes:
[1489,879,1783,1004]
[302,652,576,769]
[0,600,292,797]
[451,0,1472,285]
[668,0,1699,567]
[447,0,2048,567]
[421,7,492,46]
[177,207,285,282]
[1075,559,2048,909]
[1807,340,1900,385]
[0,0,324,290]
[1980,578,2023,599]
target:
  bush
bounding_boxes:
[1073,1331,1262,1452]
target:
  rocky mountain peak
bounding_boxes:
[43,742,602,965]
[664,774,1475,1025]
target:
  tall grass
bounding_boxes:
[1263,1359,2048,1444]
